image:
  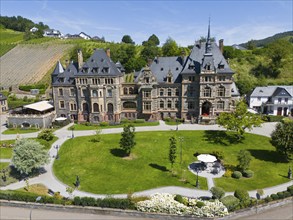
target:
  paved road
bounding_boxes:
[0,205,152,220]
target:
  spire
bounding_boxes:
[205,17,212,53]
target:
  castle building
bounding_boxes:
[51,25,240,124]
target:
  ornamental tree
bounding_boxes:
[119,124,136,156]
[216,100,263,140]
[271,120,293,161]
[169,136,177,170]
[237,150,252,172]
[12,139,49,175]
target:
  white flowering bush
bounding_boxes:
[136,193,229,217]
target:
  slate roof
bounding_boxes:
[52,61,64,76]
[250,86,293,97]
[231,82,240,96]
[0,92,7,101]
[75,49,123,77]
[52,62,77,86]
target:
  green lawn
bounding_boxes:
[53,130,291,194]
[0,162,10,170]
[2,128,39,135]
[69,121,159,131]
[0,148,13,159]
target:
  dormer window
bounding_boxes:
[145,77,149,83]
[59,78,64,83]
[160,68,164,71]
[218,64,224,69]
[206,64,211,70]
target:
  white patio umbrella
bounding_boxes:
[55,117,67,121]
[197,154,217,163]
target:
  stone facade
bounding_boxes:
[52,26,240,124]
[0,92,8,114]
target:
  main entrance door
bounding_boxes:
[202,101,212,115]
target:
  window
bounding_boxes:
[82,89,87,97]
[218,76,225,81]
[167,100,172,109]
[123,102,136,109]
[107,103,114,113]
[285,98,288,103]
[168,88,172,96]
[59,101,65,109]
[70,103,77,111]
[175,100,179,109]
[58,88,63,96]
[204,87,211,97]
[205,76,212,82]
[217,86,225,97]
[70,88,75,96]
[160,100,164,109]
[188,102,194,109]
[124,88,128,95]
[82,103,89,112]
[175,88,179,96]
[257,97,261,101]
[278,98,282,104]
[93,116,99,121]
[160,67,164,71]
[129,87,134,94]
[107,89,112,97]
[217,101,224,110]
[160,89,164,96]
[145,77,150,83]
[143,91,151,98]
[143,102,151,111]
[92,90,98,97]
[93,103,99,112]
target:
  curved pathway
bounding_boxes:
[1,120,292,199]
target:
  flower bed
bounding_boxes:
[136,193,228,217]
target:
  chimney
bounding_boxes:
[219,39,224,54]
[77,49,83,69]
[147,58,153,67]
[106,48,111,58]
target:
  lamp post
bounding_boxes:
[71,127,75,139]
[176,118,178,131]
[30,196,42,220]
[195,167,200,188]
[55,145,59,159]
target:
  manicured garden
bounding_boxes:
[53,130,291,194]
[2,128,39,135]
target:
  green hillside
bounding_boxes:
[0,28,24,56]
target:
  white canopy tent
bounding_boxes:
[197,154,217,163]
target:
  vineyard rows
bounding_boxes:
[0,44,73,88]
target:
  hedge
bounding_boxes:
[243,170,254,178]
[220,195,240,211]
[232,171,242,179]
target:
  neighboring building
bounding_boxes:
[79,32,91,40]
[248,86,293,116]
[0,93,8,114]
[64,34,81,39]
[231,44,247,50]
[7,101,55,128]
[52,24,240,124]
[43,29,62,38]
[30,27,38,32]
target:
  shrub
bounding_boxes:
[277,192,284,199]
[266,115,284,122]
[270,194,279,200]
[99,122,109,127]
[73,196,81,205]
[232,171,242,179]
[96,197,134,209]
[174,194,184,204]
[80,197,96,206]
[283,191,291,198]
[210,187,225,199]
[220,195,240,211]
[264,196,273,203]
[84,122,92,126]
[223,169,233,178]
[37,129,54,141]
[287,185,293,195]
[196,201,205,208]
[234,189,250,208]
[211,151,225,160]
[120,118,130,124]
[243,170,254,178]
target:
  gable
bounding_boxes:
[272,87,292,97]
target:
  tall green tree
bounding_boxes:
[121,35,135,44]
[237,150,252,171]
[271,120,293,161]
[12,139,49,175]
[147,34,160,46]
[216,100,263,140]
[169,136,177,170]
[119,124,136,156]
[162,37,180,57]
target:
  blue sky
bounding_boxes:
[1,0,292,46]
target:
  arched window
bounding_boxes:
[123,87,128,95]
[168,88,172,96]
[160,89,164,96]
[204,87,211,97]
[92,90,98,97]
[160,100,164,109]
[217,86,225,97]
[93,103,99,112]
[167,100,172,108]
[82,103,89,112]
[129,87,134,94]
[107,103,114,113]
[175,88,179,96]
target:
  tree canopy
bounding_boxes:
[162,37,180,57]
[12,139,50,175]
[271,120,293,161]
[216,100,263,140]
[121,35,135,44]
[119,124,136,156]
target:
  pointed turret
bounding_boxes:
[205,18,212,54]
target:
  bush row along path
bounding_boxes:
[1,117,292,200]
